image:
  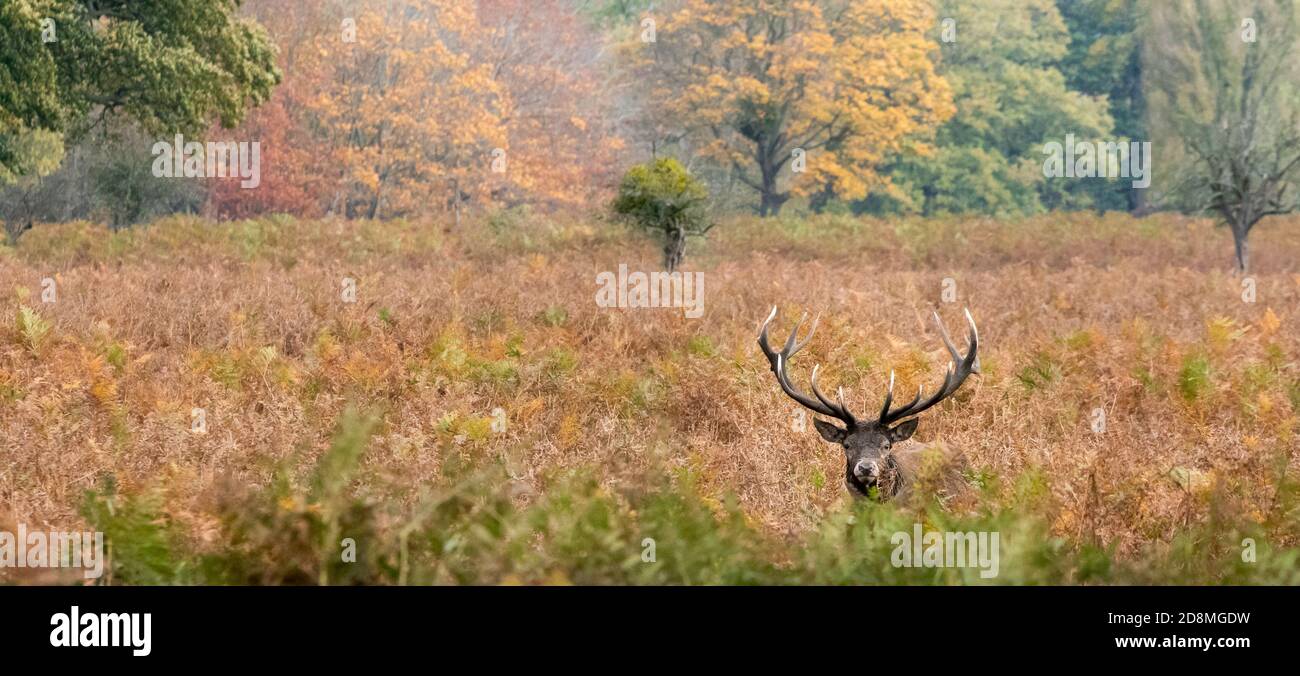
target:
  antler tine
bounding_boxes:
[933,310,962,364]
[794,313,820,353]
[783,312,820,356]
[878,309,982,426]
[938,360,959,398]
[757,307,857,426]
[895,382,926,415]
[758,306,779,358]
[877,370,895,421]
[932,308,982,375]
[782,312,807,353]
[811,364,856,426]
[964,307,981,374]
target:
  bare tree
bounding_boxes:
[1150,0,1300,273]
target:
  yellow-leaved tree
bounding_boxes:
[309,0,509,220]
[635,0,954,215]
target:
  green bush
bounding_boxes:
[82,477,191,585]
[1179,353,1211,401]
[612,158,711,271]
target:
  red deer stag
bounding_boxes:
[758,307,981,500]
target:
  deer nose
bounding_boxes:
[853,460,878,482]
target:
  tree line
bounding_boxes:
[2,0,1297,271]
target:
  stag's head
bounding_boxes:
[758,307,981,499]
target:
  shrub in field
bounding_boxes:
[82,478,190,585]
[1178,353,1211,402]
[204,408,386,585]
[612,158,711,271]
[14,305,50,353]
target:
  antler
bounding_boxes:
[877,308,981,426]
[757,307,857,427]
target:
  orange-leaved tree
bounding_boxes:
[308,0,509,220]
[634,0,954,215]
[478,0,627,209]
[207,0,336,218]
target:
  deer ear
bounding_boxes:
[887,418,919,443]
[813,418,847,443]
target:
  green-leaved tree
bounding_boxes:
[0,0,280,235]
[870,0,1115,217]
[613,158,711,271]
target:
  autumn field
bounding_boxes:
[0,211,1297,585]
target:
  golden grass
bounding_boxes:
[1,210,1297,564]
